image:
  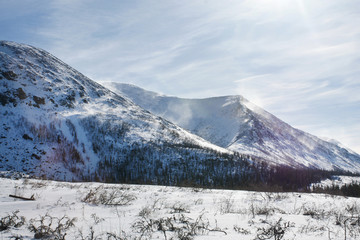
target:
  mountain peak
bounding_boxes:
[105,82,360,173]
[1,41,239,183]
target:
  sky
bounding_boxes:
[1,0,360,154]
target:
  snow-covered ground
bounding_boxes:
[312,175,360,189]
[1,177,360,239]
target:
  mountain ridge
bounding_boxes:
[102,82,360,172]
[1,39,360,191]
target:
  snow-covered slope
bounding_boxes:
[103,82,360,172]
[0,41,249,183]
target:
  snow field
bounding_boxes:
[1,178,360,239]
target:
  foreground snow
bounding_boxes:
[1,177,360,239]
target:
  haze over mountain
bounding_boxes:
[0,40,249,185]
[103,82,360,173]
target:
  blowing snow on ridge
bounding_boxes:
[103,82,360,173]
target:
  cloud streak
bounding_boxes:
[2,0,360,153]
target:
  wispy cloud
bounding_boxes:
[2,0,360,153]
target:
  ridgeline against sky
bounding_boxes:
[1,0,359,153]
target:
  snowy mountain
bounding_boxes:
[0,41,254,185]
[103,82,360,173]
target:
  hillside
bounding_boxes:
[103,82,360,172]
[0,41,252,185]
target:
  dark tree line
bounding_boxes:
[312,182,360,197]
[18,115,360,195]
[80,114,359,192]
[91,140,355,193]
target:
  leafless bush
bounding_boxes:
[170,202,190,213]
[138,198,165,219]
[82,186,136,206]
[302,205,327,220]
[29,180,49,189]
[132,213,226,240]
[218,194,236,214]
[0,210,26,232]
[77,226,98,240]
[345,202,360,218]
[76,214,105,240]
[257,206,276,216]
[249,202,280,218]
[151,197,165,211]
[335,212,347,226]
[255,218,294,240]
[272,192,289,201]
[77,227,128,240]
[334,210,360,240]
[28,213,77,239]
[298,221,328,236]
[194,198,203,205]
[55,182,82,190]
[106,231,131,240]
[233,225,251,235]
[299,203,360,239]
[344,217,360,240]
[138,206,153,218]
[260,192,289,202]
[90,213,104,225]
